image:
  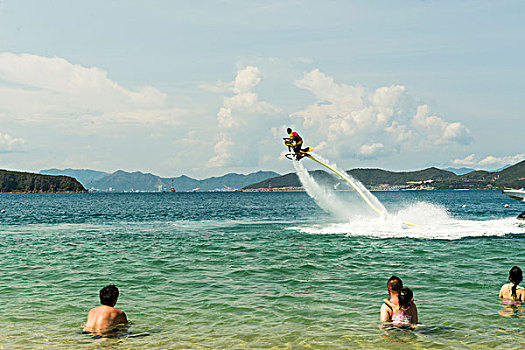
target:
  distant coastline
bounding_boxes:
[241,187,503,193]
[0,169,86,193]
[2,159,523,194]
[243,160,525,192]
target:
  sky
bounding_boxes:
[0,0,524,178]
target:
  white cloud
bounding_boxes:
[99,108,184,125]
[0,53,174,124]
[198,80,233,93]
[217,107,236,128]
[359,142,384,157]
[452,154,477,166]
[479,154,525,167]
[291,69,473,160]
[208,133,234,167]
[0,131,25,152]
[199,66,267,96]
[412,105,472,145]
[207,65,281,168]
[452,153,525,168]
[233,66,261,94]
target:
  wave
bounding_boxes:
[291,154,525,240]
[295,201,525,240]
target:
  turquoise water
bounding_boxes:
[1,191,524,349]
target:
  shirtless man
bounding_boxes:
[85,285,128,333]
[380,275,418,323]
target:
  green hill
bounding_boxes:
[0,169,86,193]
[436,160,525,189]
[348,167,455,186]
[243,160,525,190]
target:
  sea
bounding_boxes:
[1,184,525,348]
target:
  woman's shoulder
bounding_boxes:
[500,283,511,296]
[383,298,398,311]
[501,283,525,290]
[518,288,525,301]
[500,283,512,291]
[500,283,525,300]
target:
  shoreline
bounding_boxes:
[0,190,88,194]
[0,188,508,194]
[241,187,505,192]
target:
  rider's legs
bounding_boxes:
[293,142,304,159]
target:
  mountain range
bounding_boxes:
[442,164,512,175]
[36,160,525,193]
[39,168,280,192]
[243,160,525,191]
[441,167,476,175]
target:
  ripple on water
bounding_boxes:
[1,192,525,348]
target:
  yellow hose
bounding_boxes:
[307,155,383,215]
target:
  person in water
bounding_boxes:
[85,285,128,334]
[499,266,524,302]
[383,287,418,326]
[286,127,304,159]
[380,275,418,324]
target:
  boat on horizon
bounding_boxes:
[502,188,525,220]
[502,188,525,202]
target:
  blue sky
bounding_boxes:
[0,0,523,178]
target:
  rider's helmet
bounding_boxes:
[286,127,292,134]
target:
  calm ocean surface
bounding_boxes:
[1,190,524,349]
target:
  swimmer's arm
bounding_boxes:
[382,298,397,310]
[85,309,96,328]
[411,302,418,324]
[380,302,392,322]
[117,311,128,325]
[519,289,525,302]
[498,285,505,299]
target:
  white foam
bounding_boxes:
[291,153,525,240]
[311,154,387,215]
[296,201,525,240]
[293,160,354,220]
[293,153,389,221]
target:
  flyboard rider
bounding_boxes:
[286,127,304,159]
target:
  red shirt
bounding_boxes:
[290,132,302,143]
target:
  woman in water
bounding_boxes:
[383,287,418,327]
[499,266,524,302]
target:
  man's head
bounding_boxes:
[286,127,292,134]
[387,275,403,295]
[99,285,119,306]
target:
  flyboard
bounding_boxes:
[284,138,418,227]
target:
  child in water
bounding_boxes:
[499,266,524,302]
[383,287,418,327]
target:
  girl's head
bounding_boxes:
[509,266,523,284]
[398,287,413,309]
[509,266,523,298]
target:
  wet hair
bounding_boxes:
[509,266,523,298]
[387,275,403,293]
[286,127,292,134]
[398,287,413,309]
[99,285,119,306]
